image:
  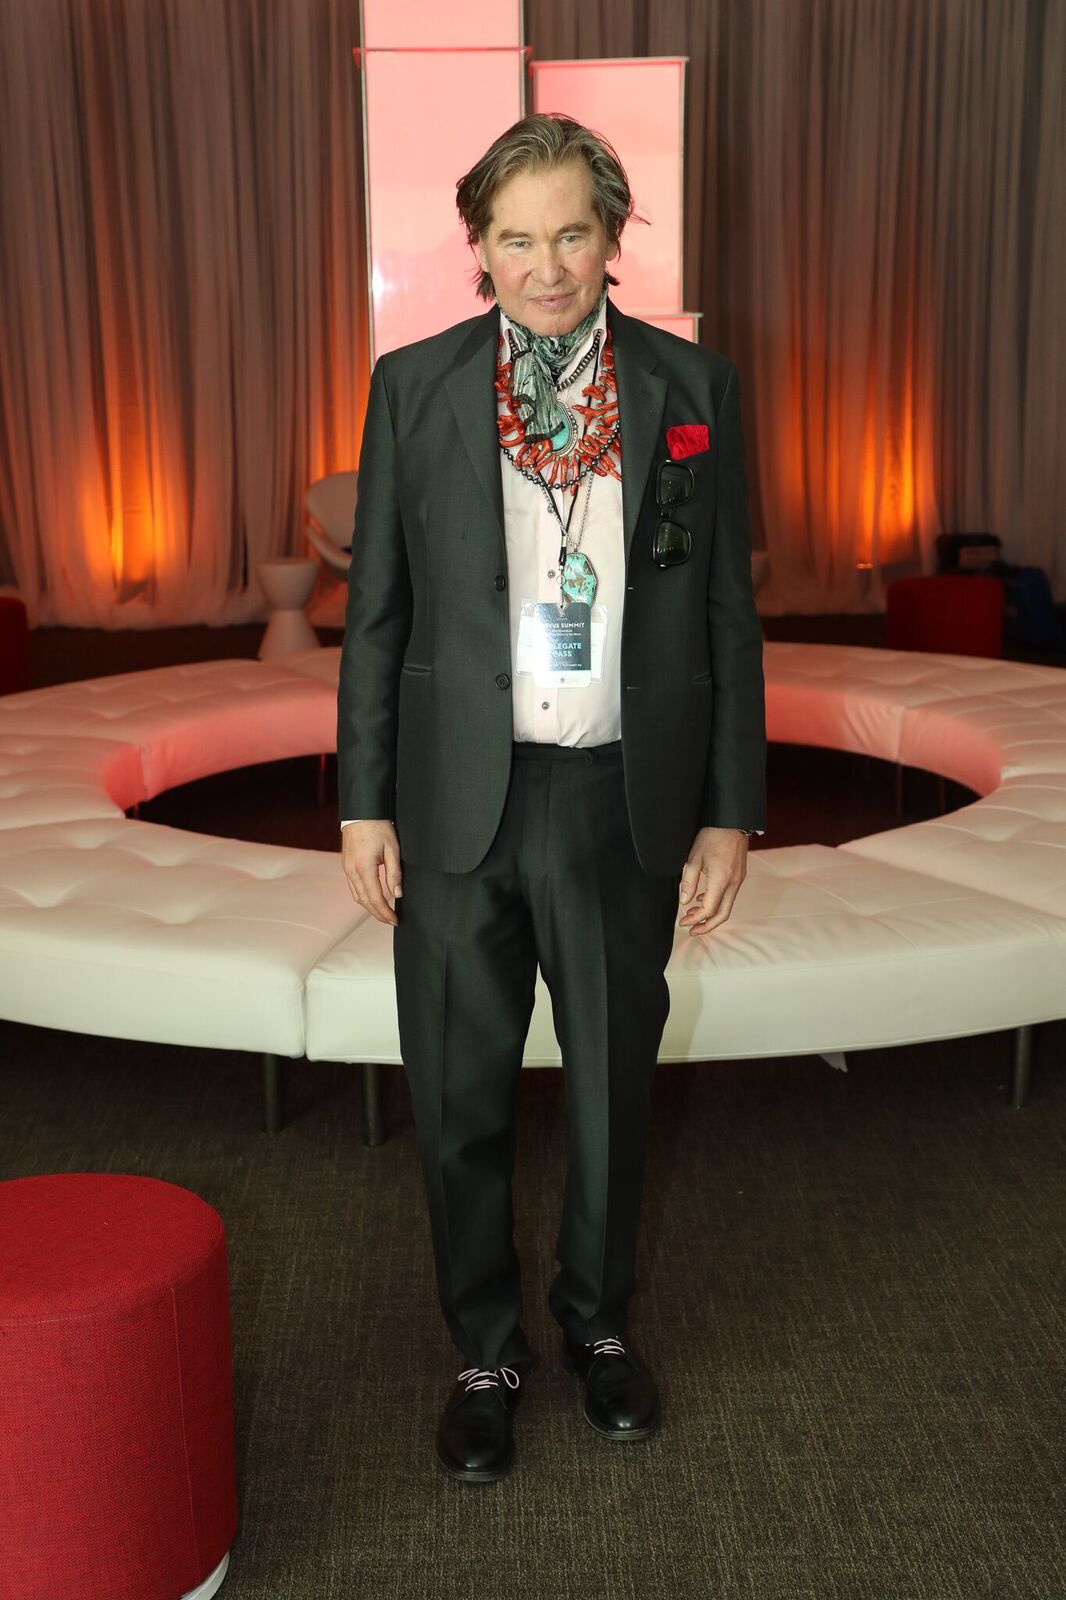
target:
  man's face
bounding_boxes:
[476,158,619,336]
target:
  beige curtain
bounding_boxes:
[528,0,1066,614]
[0,0,368,627]
[1,0,1062,625]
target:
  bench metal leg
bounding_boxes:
[1011,1025,1033,1109]
[263,1051,283,1134]
[362,1062,385,1146]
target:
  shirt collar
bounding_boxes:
[497,294,608,385]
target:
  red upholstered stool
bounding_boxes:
[0,1174,238,1600]
[0,594,30,695]
[885,574,1004,657]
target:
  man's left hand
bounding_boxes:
[678,827,750,936]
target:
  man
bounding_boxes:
[337,112,766,1484]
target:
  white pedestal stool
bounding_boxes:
[255,556,320,659]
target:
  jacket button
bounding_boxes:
[495,672,511,689]
[494,574,506,591]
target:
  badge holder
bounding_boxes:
[516,600,608,688]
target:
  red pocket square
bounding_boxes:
[666,423,710,461]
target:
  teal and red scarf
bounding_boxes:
[501,279,608,446]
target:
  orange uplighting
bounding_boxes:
[777,327,931,580]
[855,337,921,569]
[109,509,157,597]
[73,480,121,594]
[106,431,156,598]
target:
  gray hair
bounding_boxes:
[455,112,648,301]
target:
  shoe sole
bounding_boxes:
[580,1398,658,1441]
[560,1349,659,1441]
[435,1444,514,1483]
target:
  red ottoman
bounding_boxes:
[0,1174,238,1600]
[0,593,30,695]
[885,574,1005,657]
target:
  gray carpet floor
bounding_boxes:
[3,1018,1064,1599]
[4,618,1066,1599]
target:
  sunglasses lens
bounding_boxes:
[654,520,691,564]
[657,462,693,508]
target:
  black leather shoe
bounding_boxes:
[435,1365,523,1482]
[560,1332,659,1440]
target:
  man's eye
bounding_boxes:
[508,236,582,248]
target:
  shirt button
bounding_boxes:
[495,673,510,689]
[541,700,550,710]
[547,569,556,578]
[494,575,506,591]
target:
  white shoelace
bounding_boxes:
[590,1336,626,1358]
[458,1365,521,1394]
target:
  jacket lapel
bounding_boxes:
[606,298,668,565]
[443,294,668,570]
[444,305,507,566]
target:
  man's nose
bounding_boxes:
[533,251,566,285]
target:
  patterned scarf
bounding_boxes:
[502,278,608,446]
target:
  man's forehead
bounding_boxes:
[488,163,595,232]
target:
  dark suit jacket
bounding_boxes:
[336,295,767,878]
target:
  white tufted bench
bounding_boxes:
[0,732,142,828]
[299,642,1066,1123]
[761,641,1065,812]
[0,642,1064,1144]
[305,841,1066,1089]
[0,817,366,1056]
[0,660,366,1133]
[0,659,336,799]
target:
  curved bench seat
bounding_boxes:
[0,659,336,800]
[0,640,1064,1136]
[844,773,1066,918]
[0,733,142,829]
[897,682,1066,790]
[305,841,1066,1065]
[761,639,1063,764]
[0,816,366,1057]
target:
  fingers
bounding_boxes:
[382,838,403,901]
[678,857,702,905]
[341,825,399,927]
[682,877,741,936]
[359,860,397,925]
[678,867,744,935]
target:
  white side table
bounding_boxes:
[255,557,320,659]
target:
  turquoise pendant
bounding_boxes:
[548,411,577,452]
[561,550,597,606]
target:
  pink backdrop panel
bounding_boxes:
[363,48,525,359]
[360,0,521,51]
[531,59,687,317]
[642,314,701,341]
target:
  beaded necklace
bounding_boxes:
[495,322,622,605]
[495,320,622,494]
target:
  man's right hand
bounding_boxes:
[340,820,402,926]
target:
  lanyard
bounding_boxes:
[529,333,603,579]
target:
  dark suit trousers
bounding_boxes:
[392,738,681,1375]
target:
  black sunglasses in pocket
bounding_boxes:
[653,459,694,567]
